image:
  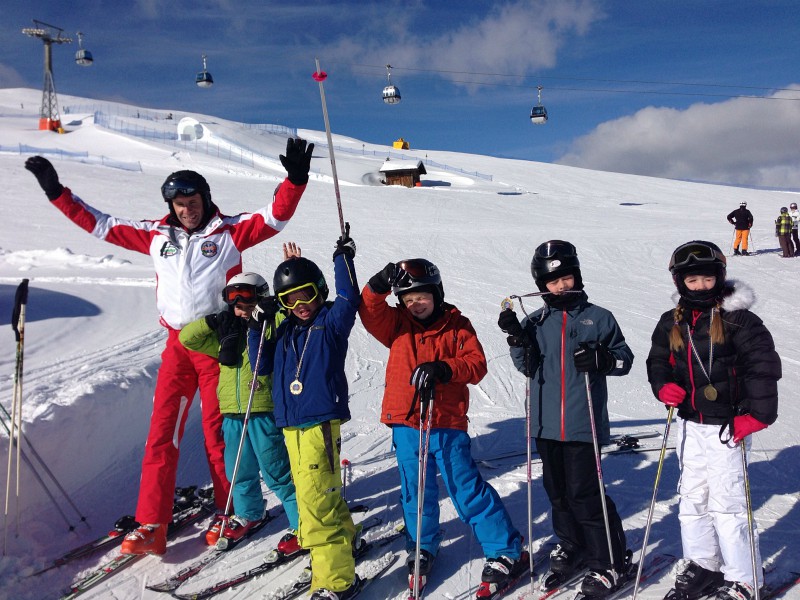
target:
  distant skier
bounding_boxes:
[789,202,800,256]
[646,240,780,600]
[775,206,794,258]
[24,138,313,555]
[359,258,526,600]
[726,202,753,255]
[498,241,634,598]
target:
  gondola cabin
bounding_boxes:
[196,71,214,88]
[530,105,548,125]
[75,48,93,66]
[383,85,401,104]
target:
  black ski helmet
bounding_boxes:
[668,240,727,305]
[392,258,444,305]
[531,240,583,292]
[161,170,213,215]
[273,257,329,301]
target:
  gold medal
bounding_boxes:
[704,384,718,401]
[290,379,303,395]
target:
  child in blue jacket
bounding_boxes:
[249,233,360,600]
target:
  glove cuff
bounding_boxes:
[287,174,309,186]
[46,184,64,201]
[368,274,391,295]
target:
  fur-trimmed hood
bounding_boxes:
[671,279,756,312]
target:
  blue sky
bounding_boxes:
[3,0,800,188]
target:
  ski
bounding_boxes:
[59,488,215,600]
[762,570,800,600]
[145,511,276,592]
[173,516,387,600]
[30,515,139,576]
[529,566,589,600]
[571,553,677,600]
[263,523,405,600]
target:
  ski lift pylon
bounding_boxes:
[196,54,213,88]
[382,64,401,104]
[530,85,548,125]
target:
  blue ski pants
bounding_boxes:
[393,425,522,560]
[222,413,298,529]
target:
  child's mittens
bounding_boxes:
[732,414,768,443]
[657,383,686,407]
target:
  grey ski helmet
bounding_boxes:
[531,240,583,292]
[392,258,444,305]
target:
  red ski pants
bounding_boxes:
[135,329,229,524]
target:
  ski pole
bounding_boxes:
[524,344,534,594]
[341,458,350,500]
[583,372,617,575]
[631,406,674,600]
[740,440,761,600]
[0,402,89,529]
[217,319,268,548]
[312,58,346,237]
[413,384,435,600]
[4,279,28,554]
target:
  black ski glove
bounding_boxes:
[333,224,356,260]
[206,311,243,366]
[573,342,615,374]
[368,262,400,294]
[280,137,314,185]
[409,361,452,391]
[249,296,280,329]
[498,309,531,348]
[25,156,64,201]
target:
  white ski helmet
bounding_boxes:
[222,272,269,305]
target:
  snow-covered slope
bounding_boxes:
[1,88,798,600]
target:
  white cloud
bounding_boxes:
[326,0,603,83]
[556,85,800,189]
[0,64,26,88]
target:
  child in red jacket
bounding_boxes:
[359,259,526,599]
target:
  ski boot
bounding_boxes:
[540,543,584,590]
[264,530,308,564]
[407,549,435,597]
[205,514,226,546]
[714,581,754,600]
[120,523,167,555]
[216,514,265,549]
[580,550,633,598]
[664,560,724,600]
[310,574,362,599]
[476,551,530,599]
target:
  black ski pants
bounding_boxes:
[536,437,627,571]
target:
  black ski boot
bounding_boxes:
[714,580,755,600]
[407,549,435,595]
[579,550,633,598]
[476,552,530,599]
[664,560,724,600]
[733,248,741,256]
[541,543,583,590]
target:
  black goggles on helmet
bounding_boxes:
[161,179,200,201]
[396,260,437,279]
[535,240,577,259]
[669,242,726,271]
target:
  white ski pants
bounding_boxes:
[676,419,762,588]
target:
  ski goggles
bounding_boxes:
[669,242,727,271]
[222,284,258,305]
[393,259,440,290]
[277,282,320,310]
[534,240,577,259]
[161,179,200,201]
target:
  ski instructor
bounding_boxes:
[24,137,314,556]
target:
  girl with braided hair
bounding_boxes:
[646,240,781,600]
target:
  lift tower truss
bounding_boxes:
[22,20,72,131]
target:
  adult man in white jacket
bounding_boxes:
[25,138,313,554]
